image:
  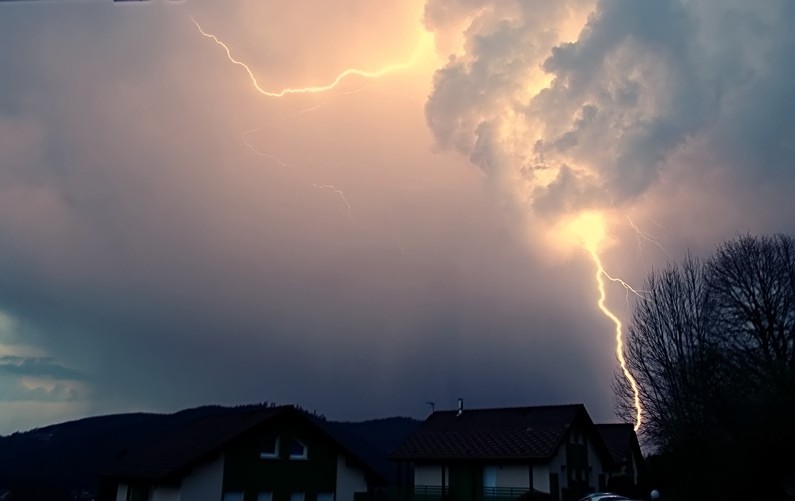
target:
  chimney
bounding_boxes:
[457,398,463,416]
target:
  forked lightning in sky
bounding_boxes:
[191,14,413,255]
[590,250,643,431]
[191,17,429,98]
[568,213,644,430]
[192,11,644,430]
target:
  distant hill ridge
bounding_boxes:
[0,404,421,499]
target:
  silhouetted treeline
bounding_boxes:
[616,233,795,500]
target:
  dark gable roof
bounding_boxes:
[104,405,288,481]
[390,404,588,461]
[104,405,386,484]
[594,423,637,466]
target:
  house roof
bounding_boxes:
[103,405,386,484]
[594,423,639,466]
[103,405,287,481]
[390,404,589,461]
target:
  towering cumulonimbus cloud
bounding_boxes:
[423,0,790,219]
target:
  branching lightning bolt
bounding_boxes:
[627,215,672,262]
[238,83,375,169]
[191,17,427,98]
[313,184,354,221]
[569,213,643,431]
[603,267,649,306]
[588,246,643,431]
[312,183,407,255]
[191,15,415,256]
[243,137,289,167]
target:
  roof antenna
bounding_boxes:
[426,401,435,413]
[457,398,463,417]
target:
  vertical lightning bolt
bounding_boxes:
[588,247,643,431]
[568,213,643,431]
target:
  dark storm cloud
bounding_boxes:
[0,379,81,404]
[421,0,795,424]
[423,0,795,218]
[0,356,87,381]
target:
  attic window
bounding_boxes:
[259,435,279,459]
[289,438,308,459]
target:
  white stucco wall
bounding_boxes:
[495,465,529,489]
[115,483,128,501]
[414,465,444,486]
[533,465,550,493]
[335,454,368,501]
[180,453,225,501]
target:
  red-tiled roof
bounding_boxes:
[390,404,586,461]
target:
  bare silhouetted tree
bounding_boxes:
[708,234,795,385]
[614,234,795,500]
[614,253,723,451]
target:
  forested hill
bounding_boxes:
[0,405,421,500]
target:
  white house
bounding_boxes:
[103,405,385,501]
[390,402,640,501]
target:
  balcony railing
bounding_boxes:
[411,485,448,499]
[482,486,531,500]
[403,485,530,501]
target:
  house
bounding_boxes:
[101,405,386,501]
[390,402,630,501]
[594,424,645,495]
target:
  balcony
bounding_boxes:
[401,485,531,501]
[482,486,532,500]
[411,485,448,500]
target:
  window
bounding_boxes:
[223,493,244,501]
[317,494,333,501]
[290,493,305,501]
[257,493,273,501]
[289,438,308,459]
[260,435,279,459]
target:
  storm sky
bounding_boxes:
[1,0,793,434]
